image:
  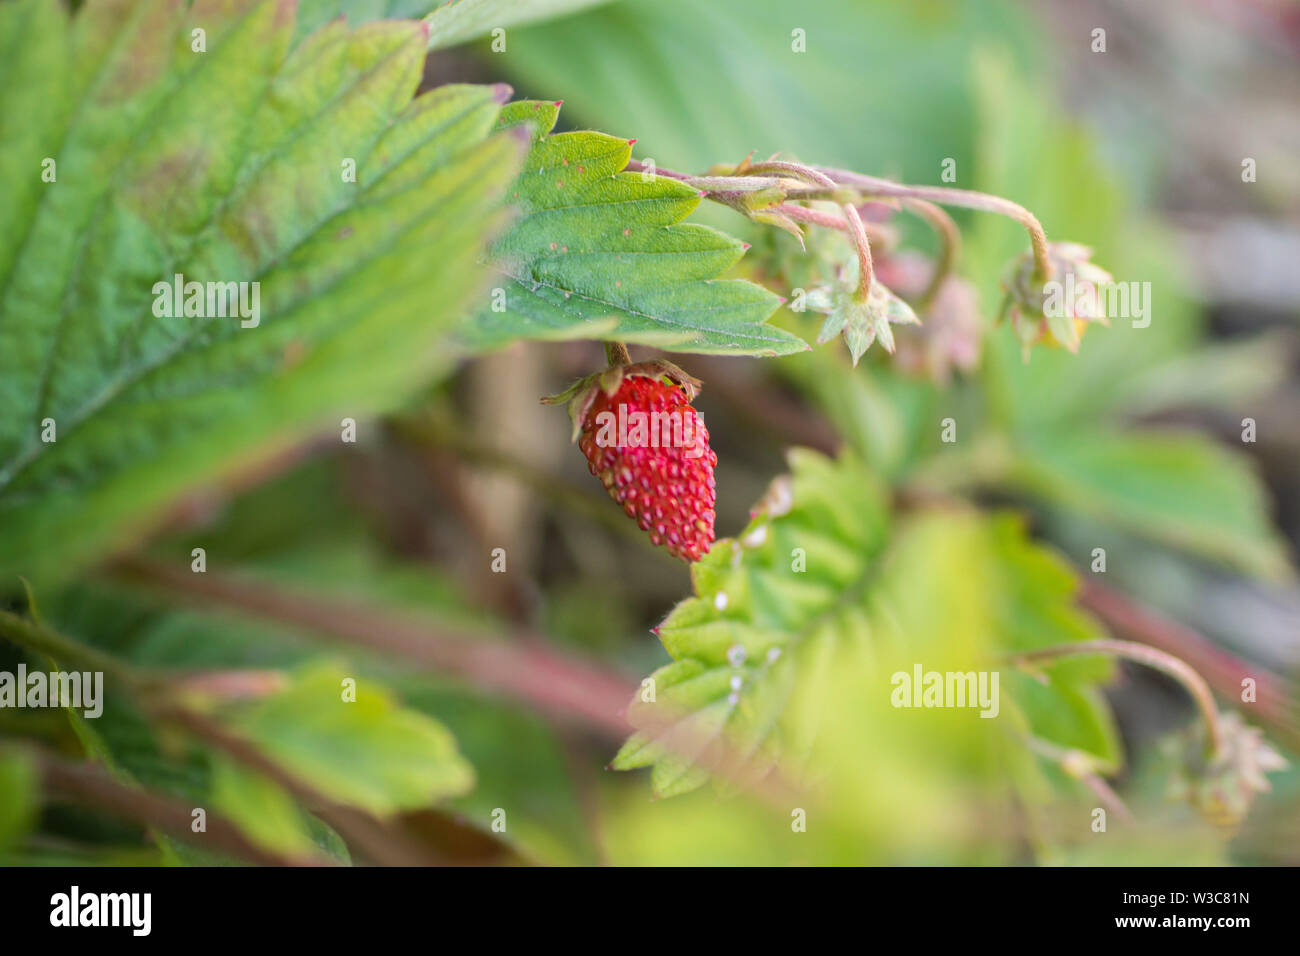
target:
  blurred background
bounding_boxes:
[5,0,1299,865]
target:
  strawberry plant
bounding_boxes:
[0,0,1295,872]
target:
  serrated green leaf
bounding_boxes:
[867,509,1121,770]
[0,0,523,587]
[459,101,808,356]
[1003,674,1120,772]
[616,449,891,797]
[222,662,475,816]
[616,450,1122,798]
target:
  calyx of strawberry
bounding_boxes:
[999,241,1113,356]
[541,358,703,442]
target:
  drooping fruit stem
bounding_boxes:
[0,607,146,689]
[815,168,1053,282]
[742,160,838,189]
[1007,639,1223,758]
[627,153,1055,286]
[843,203,874,303]
[902,198,960,311]
[772,203,891,244]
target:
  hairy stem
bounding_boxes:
[112,556,640,737]
[622,156,1050,281]
[1008,639,1223,757]
[843,203,874,301]
[604,341,631,366]
[624,159,688,181]
[775,203,893,245]
[743,160,838,189]
[1079,580,1299,751]
[1024,736,1134,824]
[902,198,961,311]
[816,168,1052,281]
[776,203,849,230]
[0,608,147,689]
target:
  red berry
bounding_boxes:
[575,374,716,562]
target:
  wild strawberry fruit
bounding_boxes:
[543,359,716,562]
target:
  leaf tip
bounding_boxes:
[491,83,513,104]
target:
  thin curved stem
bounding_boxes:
[902,198,961,311]
[623,157,1050,282]
[816,168,1052,281]
[111,558,805,809]
[0,608,147,689]
[775,203,846,230]
[623,159,690,182]
[1007,639,1223,757]
[743,160,838,189]
[774,203,893,245]
[1079,579,1298,747]
[37,749,329,866]
[843,204,874,302]
[1024,736,1134,824]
